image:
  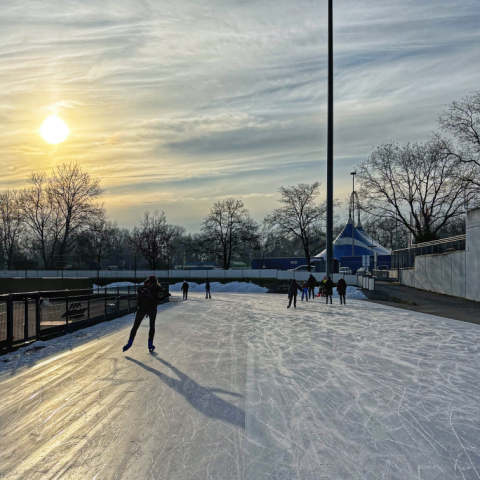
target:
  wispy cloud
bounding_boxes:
[0,0,479,231]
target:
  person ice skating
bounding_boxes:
[181,280,189,300]
[301,281,309,301]
[324,276,334,305]
[337,277,347,305]
[205,279,211,299]
[287,279,302,309]
[307,274,316,300]
[123,275,163,353]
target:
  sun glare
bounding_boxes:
[40,115,70,144]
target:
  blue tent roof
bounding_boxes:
[355,220,391,255]
[315,218,391,259]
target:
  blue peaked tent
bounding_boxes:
[355,220,390,255]
[315,217,391,259]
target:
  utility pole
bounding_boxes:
[326,0,334,278]
[351,171,356,256]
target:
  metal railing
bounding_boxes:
[0,285,169,355]
[392,235,466,269]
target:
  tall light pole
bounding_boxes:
[326,0,334,278]
[351,171,356,255]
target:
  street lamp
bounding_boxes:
[351,171,356,255]
[326,0,334,278]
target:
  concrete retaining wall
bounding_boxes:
[400,207,479,301]
[401,252,466,298]
[466,208,480,301]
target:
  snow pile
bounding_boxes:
[93,281,140,289]
[314,285,367,300]
[172,281,268,294]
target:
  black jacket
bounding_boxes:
[181,282,189,292]
[288,282,302,296]
[307,275,316,288]
[137,283,163,311]
[324,279,334,296]
[336,278,347,295]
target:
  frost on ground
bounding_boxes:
[1,293,478,479]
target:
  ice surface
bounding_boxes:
[1,293,479,479]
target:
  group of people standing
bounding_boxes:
[287,274,347,308]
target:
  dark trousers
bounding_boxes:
[206,289,211,299]
[183,290,188,300]
[308,286,315,299]
[325,295,332,304]
[339,294,346,304]
[288,293,297,308]
[129,307,157,342]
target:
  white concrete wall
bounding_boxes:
[466,208,480,301]
[402,252,466,298]
[399,207,480,301]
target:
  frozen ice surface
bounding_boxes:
[0,293,479,479]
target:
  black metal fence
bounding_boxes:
[0,285,169,355]
[392,235,466,269]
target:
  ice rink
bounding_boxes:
[1,292,480,479]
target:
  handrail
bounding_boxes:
[392,235,466,253]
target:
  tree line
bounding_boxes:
[2,90,479,269]
[0,165,330,270]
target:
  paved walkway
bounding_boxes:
[1,293,480,479]
[373,281,480,325]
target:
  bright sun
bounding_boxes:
[40,115,70,144]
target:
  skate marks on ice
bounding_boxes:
[242,299,480,479]
[125,354,245,429]
[0,294,480,479]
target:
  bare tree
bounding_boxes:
[436,90,480,188]
[78,217,119,269]
[357,142,479,243]
[200,198,258,269]
[19,163,104,268]
[20,173,60,269]
[131,211,184,269]
[0,190,24,269]
[264,183,328,271]
[49,162,104,259]
[360,215,409,251]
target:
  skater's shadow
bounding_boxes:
[125,355,245,429]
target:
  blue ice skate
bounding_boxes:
[123,339,133,352]
[148,341,155,353]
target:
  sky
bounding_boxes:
[1,0,479,232]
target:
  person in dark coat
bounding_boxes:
[337,277,347,305]
[287,279,303,309]
[181,281,189,300]
[324,276,334,305]
[123,275,163,353]
[307,274,316,300]
[205,279,211,299]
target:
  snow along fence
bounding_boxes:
[0,284,169,355]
